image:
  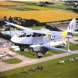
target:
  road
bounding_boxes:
[0,47,72,72]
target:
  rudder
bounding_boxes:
[67,18,76,33]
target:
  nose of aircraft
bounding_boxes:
[11,35,21,44]
[11,35,32,45]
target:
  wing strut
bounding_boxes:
[10,25,12,35]
[67,35,72,52]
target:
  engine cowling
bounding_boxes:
[30,44,48,58]
[30,44,41,52]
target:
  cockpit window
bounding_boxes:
[32,33,45,37]
[27,35,31,37]
[17,32,45,37]
[19,33,26,37]
[18,33,32,37]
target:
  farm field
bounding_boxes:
[0,7,19,11]
[0,1,78,23]
[0,54,78,78]
[1,10,78,23]
[22,5,52,10]
[0,1,20,5]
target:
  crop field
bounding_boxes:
[1,10,78,22]
[0,6,19,12]
[0,1,20,5]
[0,54,78,78]
[0,1,78,23]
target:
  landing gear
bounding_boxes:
[37,52,43,58]
[19,46,25,52]
[38,56,42,58]
[20,48,24,52]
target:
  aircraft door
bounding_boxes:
[32,33,44,44]
[43,35,50,43]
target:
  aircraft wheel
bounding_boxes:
[37,52,43,58]
[20,48,24,52]
[38,56,42,58]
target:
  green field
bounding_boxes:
[0,54,78,78]
[22,5,52,10]
[3,58,22,64]
[0,1,78,12]
[63,43,78,51]
[0,2,52,11]
[30,26,45,30]
[47,3,70,9]
[10,49,53,59]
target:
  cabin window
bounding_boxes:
[18,33,45,37]
[19,33,26,37]
[32,33,45,37]
[26,35,31,37]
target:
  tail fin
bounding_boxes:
[67,18,76,33]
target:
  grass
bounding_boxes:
[74,34,78,37]
[47,3,71,10]
[22,5,52,10]
[10,42,78,59]
[10,49,53,59]
[0,1,78,12]
[0,1,52,11]
[30,26,45,30]
[3,58,22,64]
[63,43,78,51]
[1,54,78,78]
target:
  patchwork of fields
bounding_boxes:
[0,1,78,23]
[0,1,19,5]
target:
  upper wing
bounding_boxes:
[42,44,78,54]
[5,21,32,31]
[5,21,61,35]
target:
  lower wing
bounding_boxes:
[42,44,78,54]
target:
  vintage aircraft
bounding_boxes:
[5,18,78,58]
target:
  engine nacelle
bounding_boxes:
[30,44,41,52]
